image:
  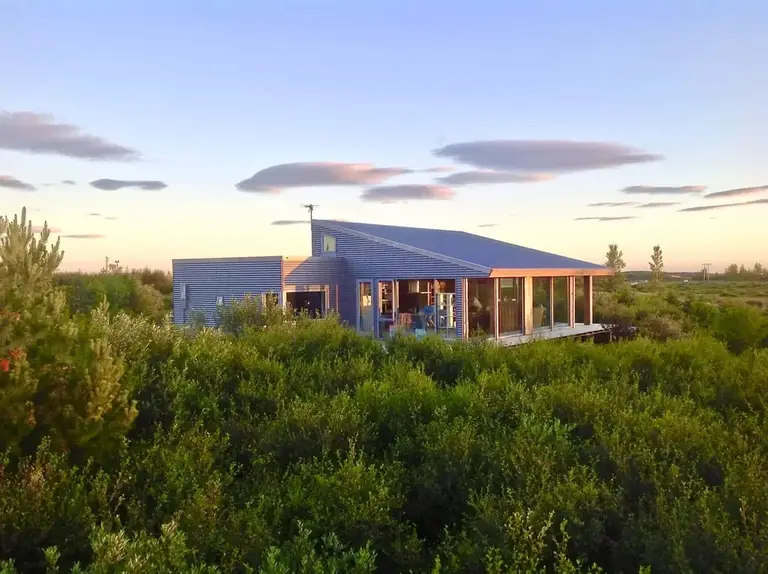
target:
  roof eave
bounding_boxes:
[489,267,615,278]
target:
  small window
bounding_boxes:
[215,296,224,306]
[322,234,336,253]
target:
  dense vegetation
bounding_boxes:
[2,208,767,573]
[54,259,172,323]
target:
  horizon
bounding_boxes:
[2,1,766,273]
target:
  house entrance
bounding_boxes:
[286,291,324,317]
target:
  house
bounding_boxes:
[172,219,613,345]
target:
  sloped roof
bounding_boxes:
[316,219,607,272]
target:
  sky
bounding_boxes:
[1,0,766,272]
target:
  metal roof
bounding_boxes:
[315,219,606,271]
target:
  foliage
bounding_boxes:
[215,293,292,335]
[55,272,169,322]
[0,208,137,460]
[603,244,626,292]
[3,209,768,572]
[649,245,664,285]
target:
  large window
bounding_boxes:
[553,277,569,326]
[575,277,585,323]
[435,279,456,338]
[532,277,551,330]
[499,278,523,334]
[467,278,495,337]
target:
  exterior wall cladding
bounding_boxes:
[311,221,489,338]
[173,256,283,326]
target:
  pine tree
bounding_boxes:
[0,207,136,459]
[649,245,664,285]
[604,244,626,292]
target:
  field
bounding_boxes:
[2,215,768,573]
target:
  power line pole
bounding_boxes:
[702,262,711,281]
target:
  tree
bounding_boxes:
[0,207,136,459]
[649,245,664,285]
[754,263,764,275]
[604,244,626,292]
[725,263,739,275]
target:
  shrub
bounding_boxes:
[637,314,684,341]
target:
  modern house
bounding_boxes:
[173,219,613,344]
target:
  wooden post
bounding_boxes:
[493,278,500,339]
[583,276,593,325]
[523,276,534,334]
[568,276,576,327]
[549,277,555,330]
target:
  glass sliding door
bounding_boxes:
[553,277,569,326]
[435,279,456,338]
[575,277,585,323]
[377,279,396,337]
[532,277,552,330]
[357,280,373,334]
[466,278,495,337]
[499,278,523,334]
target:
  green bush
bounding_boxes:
[3,210,768,573]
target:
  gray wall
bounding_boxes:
[173,257,283,325]
[311,221,487,337]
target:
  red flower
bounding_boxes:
[0,358,9,372]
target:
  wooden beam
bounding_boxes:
[568,276,576,327]
[584,276,593,325]
[490,268,614,278]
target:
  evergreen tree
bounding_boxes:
[604,244,626,292]
[649,245,664,285]
[0,207,136,459]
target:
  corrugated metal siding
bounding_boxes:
[173,257,283,326]
[283,256,345,315]
[312,222,487,335]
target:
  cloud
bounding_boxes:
[678,198,768,213]
[62,179,76,185]
[361,184,455,203]
[437,170,552,186]
[586,201,639,207]
[271,220,309,226]
[0,110,139,161]
[61,234,106,239]
[574,216,638,222]
[704,185,768,200]
[236,162,410,193]
[0,175,36,191]
[477,223,499,228]
[636,202,681,208]
[433,140,662,174]
[621,185,705,195]
[87,212,118,220]
[420,166,455,173]
[31,225,62,233]
[90,179,167,191]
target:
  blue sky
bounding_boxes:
[2,0,766,271]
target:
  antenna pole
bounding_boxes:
[303,203,318,223]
